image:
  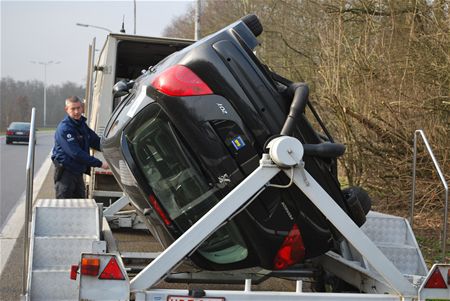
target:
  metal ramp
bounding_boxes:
[361,211,428,277]
[26,199,102,301]
[319,211,429,294]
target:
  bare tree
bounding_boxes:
[162,0,449,217]
[1,78,84,129]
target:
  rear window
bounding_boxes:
[9,122,30,130]
[124,104,248,264]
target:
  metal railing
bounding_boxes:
[22,107,36,298]
[410,129,449,260]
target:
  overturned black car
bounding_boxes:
[101,15,371,271]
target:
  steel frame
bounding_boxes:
[129,136,417,298]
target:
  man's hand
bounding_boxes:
[101,161,110,169]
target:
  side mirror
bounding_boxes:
[113,80,134,98]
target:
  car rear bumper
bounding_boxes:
[7,135,30,142]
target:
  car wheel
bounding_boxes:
[6,138,11,144]
[342,186,372,214]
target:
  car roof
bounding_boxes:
[9,122,31,128]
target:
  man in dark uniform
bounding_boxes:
[51,96,109,198]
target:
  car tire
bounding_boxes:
[342,186,372,214]
[6,138,11,144]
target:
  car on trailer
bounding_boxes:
[21,14,444,301]
[101,15,372,271]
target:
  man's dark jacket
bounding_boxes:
[51,115,102,175]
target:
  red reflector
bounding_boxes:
[149,194,172,226]
[151,65,213,96]
[425,268,447,288]
[70,264,79,280]
[273,224,305,270]
[81,258,100,276]
[99,257,125,280]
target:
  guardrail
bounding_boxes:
[22,107,36,297]
[409,129,449,260]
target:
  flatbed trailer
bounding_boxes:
[21,131,450,301]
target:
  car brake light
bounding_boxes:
[424,267,447,288]
[273,224,305,270]
[149,194,172,226]
[6,131,13,135]
[80,258,100,276]
[151,65,213,96]
[99,257,125,280]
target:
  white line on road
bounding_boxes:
[0,152,52,275]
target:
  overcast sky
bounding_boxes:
[1,0,193,86]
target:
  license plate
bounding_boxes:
[16,131,23,135]
[168,296,225,301]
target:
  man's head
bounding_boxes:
[65,96,83,120]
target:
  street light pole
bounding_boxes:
[76,22,113,33]
[30,60,60,128]
[195,0,201,40]
[43,63,47,127]
[133,0,137,34]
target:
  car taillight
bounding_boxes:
[151,65,213,96]
[6,131,13,135]
[273,224,305,270]
[149,194,172,226]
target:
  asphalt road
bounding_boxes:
[0,132,54,231]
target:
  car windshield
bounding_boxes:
[125,104,248,264]
[9,122,30,130]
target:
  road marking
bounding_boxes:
[0,152,51,275]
